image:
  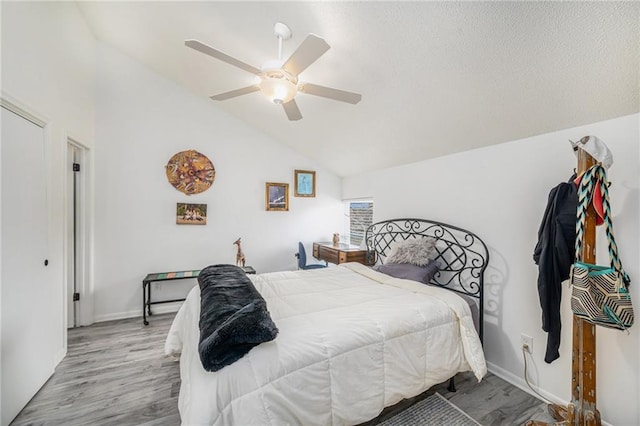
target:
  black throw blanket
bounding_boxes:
[198,264,278,372]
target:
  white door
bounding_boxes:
[1,106,52,425]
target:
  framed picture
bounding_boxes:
[265,182,289,211]
[294,170,316,197]
[176,203,207,225]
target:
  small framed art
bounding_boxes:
[294,170,316,197]
[176,203,207,225]
[265,182,289,211]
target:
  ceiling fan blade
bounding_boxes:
[282,34,330,77]
[299,83,362,104]
[185,39,261,75]
[210,85,260,101]
[282,99,303,121]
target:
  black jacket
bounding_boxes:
[533,176,577,363]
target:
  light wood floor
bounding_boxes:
[12,313,555,425]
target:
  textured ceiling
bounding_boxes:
[77,1,639,177]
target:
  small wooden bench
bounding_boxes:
[142,266,256,325]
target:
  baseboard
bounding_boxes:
[487,361,564,406]
[93,302,182,323]
[487,362,613,426]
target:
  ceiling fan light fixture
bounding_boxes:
[260,71,298,104]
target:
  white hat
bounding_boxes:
[569,136,614,170]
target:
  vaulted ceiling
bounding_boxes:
[77,1,639,177]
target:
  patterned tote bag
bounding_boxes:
[570,164,634,330]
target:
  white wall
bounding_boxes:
[93,43,344,321]
[343,113,640,425]
[0,0,96,366]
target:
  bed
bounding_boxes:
[165,218,489,426]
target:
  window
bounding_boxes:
[344,199,373,247]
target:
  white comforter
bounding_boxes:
[165,262,486,426]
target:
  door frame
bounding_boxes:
[64,137,92,329]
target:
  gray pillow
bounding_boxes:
[374,260,440,284]
[385,237,437,266]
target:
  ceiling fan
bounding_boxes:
[185,22,362,121]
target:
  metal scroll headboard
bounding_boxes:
[364,218,489,340]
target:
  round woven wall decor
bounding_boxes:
[165,150,216,195]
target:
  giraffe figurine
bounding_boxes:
[233,238,246,267]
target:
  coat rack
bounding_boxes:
[528,138,601,426]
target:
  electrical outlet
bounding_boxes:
[521,334,533,354]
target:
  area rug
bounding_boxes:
[378,392,481,426]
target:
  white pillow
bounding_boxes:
[385,237,437,266]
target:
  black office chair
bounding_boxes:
[295,242,328,270]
